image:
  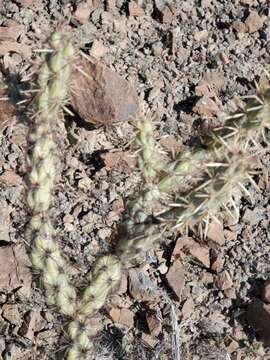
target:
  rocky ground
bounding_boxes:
[0,0,270,359]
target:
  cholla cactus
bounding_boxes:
[25,29,269,360]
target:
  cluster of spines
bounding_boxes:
[116,86,270,258]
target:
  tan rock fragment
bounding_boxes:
[70,56,139,125]
[129,1,145,17]
[193,96,219,117]
[2,304,21,326]
[166,260,185,300]
[0,170,22,186]
[207,221,225,246]
[109,307,134,327]
[181,298,194,320]
[0,244,32,298]
[146,312,162,336]
[74,1,93,23]
[245,10,265,33]
[89,40,107,59]
[215,270,233,290]
[141,333,158,348]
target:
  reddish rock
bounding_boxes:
[70,56,139,125]
[2,304,21,326]
[153,1,173,24]
[211,253,225,273]
[193,96,219,117]
[0,170,22,186]
[189,244,210,268]
[262,281,270,303]
[109,307,134,328]
[245,11,265,33]
[214,270,233,290]
[128,1,145,17]
[74,1,93,23]
[181,298,194,320]
[89,40,107,59]
[247,299,270,346]
[146,312,162,336]
[207,221,225,246]
[0,244,32,298]
[166,260,185,299]
[141,333,158,348]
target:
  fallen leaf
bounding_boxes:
[0,41,31,59]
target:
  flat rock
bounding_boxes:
[245,10,265,33]
[146,312,162,336]
[109,307,134,328]
[207,221,225,246]
[166,260,185,300]
[193,95,219,117]
[214,270,233,290]
[0,244,32,298]
[181,298,194,320]
[128,269,158,301]
[2,304,21,326]
[247,298,270,346]
[19,310,47,341]
[70,56,139,126]
[129,1,145,17]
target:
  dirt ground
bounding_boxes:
[0,0,270,359]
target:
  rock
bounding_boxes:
[146,312,162,336]
[0,244,32,298]
[181,298,194,320]
[103,152,136,173]
[70,56,139,125]
[166,260,185,300]
[74,1,93,23]
[227,340,239,354]
[0,200,12,241]
[193,96,219,117]
[109,307,134,328]
[128,1,145,17]
[141,333,158,348]
[194,29,209,41]
[189,244,210,268]
[36,329,59,346]
[2,304,21,326]
[128,269,158,301]
[89,40,107,59]
[247,299,270,346]
[219,52,230,65]
[19,310,47,341]
[214,270,233,290]
[0,170,22,186]
[245,10,265,33]
[153,1,173,24]
[0,87,16,134]
[262,281,270,303]
[232,21,247,34]
[200,272,214,284]
[207,221,225,246]
[211,253,225,273]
